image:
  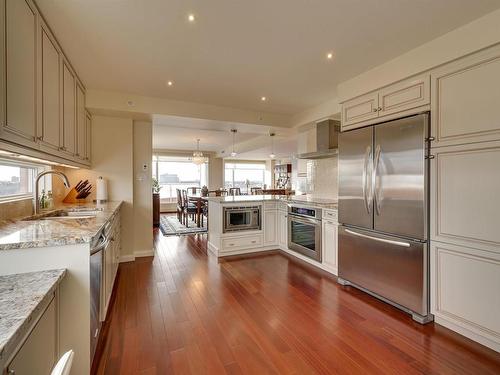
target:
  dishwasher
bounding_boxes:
[89,226,110,361]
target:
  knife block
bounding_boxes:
[63,188,86,204]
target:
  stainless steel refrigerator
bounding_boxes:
[338,113,432,323]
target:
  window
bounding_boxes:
[224,162,266,193]
[152,155,208,202]
[0,161,38,200]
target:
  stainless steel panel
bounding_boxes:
[288,215,322,262]
[338,126,373,229]
[373,114,429,239]
[90,241,103,361]
[338,225,428,315]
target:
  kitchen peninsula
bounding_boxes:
[0,201,123,375]
[207,195,339,275]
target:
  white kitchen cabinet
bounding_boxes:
[341,91,379,129]
[6,295,58,375]
[430,140,500,254]
[431,44,500,147]
[430,241,500,352]
[85,111,92,163]
[321,214,338,275]
[1,0,39,149]
[378,74,430,117]
[38,20,61,154]
[341,74,430,131]
[103,210,121,319]
[76,82,86,161]
[62,61,76,157]
[263,209,278,247]
[279,210,287,249]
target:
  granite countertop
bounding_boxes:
[0,269,66,366]
[206,195,338,209]
[0,201,122,251]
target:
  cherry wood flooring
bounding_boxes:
[95,229,500,374]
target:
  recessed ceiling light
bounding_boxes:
[188,14,195,22]
[167,80,173,86]
[261,96,267,102]
[326,52,333,60]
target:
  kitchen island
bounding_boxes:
[207,195,339,275]
[0,201,123,375]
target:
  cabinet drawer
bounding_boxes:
[222,234,263,250]
[264,201,278,210]
[322,209,338,222]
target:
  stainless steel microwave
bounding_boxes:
[223,206,261,233]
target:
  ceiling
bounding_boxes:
[153,115,296,159]
[36,0,500,116]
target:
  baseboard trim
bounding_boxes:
[135,249,155,258]
[119,255,135,263]
[434,315,500,353]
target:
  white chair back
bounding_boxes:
[51,350,74,375]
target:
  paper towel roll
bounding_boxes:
[96,176,108,202]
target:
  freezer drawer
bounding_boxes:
[338,226,429,317]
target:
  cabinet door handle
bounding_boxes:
[251,240,257,244]
[7,369,16,374]
[372,108,378,112]
[426,136,435,142]
[37,136,43,140]
[378,107,382,111]
[425,155,435,160]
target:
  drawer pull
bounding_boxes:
[251,240,257,244]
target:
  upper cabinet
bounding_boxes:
[38,19,61,154]
[76,82,86,160]
[0,0,90,166]
[431,44,500,148]
[341,73,430,131]
[1,0,39,148]
[341,91,379,129]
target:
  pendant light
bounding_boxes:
[192,139,205,165]
[269,132,276,159]
[230,129,237,157]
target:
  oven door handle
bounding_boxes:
[288,214,321,226]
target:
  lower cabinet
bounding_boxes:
[430,241,500,352]
[321,219,338,275]
[102,211,121,320]
[6,295,57,375]
[279,210,287,248]
[263,209,278,246]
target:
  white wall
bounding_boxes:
[54,115,154,260]
[338,8,500,101]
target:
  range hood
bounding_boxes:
[296,119,340,159]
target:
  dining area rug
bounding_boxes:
[160,215,207,236]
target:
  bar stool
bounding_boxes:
[51,350,74,375]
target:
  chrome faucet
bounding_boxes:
[35,171,71,214]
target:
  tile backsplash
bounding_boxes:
[294,157,338,199]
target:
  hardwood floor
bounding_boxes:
[95,230,500,374]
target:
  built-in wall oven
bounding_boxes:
[223,206,261,233]
[287,204,322,262]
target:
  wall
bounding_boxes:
[338,8,500,101]
[133,121,153,257]
[54,115,136,259]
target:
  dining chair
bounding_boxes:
[176,189,184,223]
[229,187,241,196]
[251,187,263,195]
[51,350,74,375]
[182,189,197,227]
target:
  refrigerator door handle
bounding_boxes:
[362,145,372,214]
[373,144,382,215]
[345,228,411,247]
